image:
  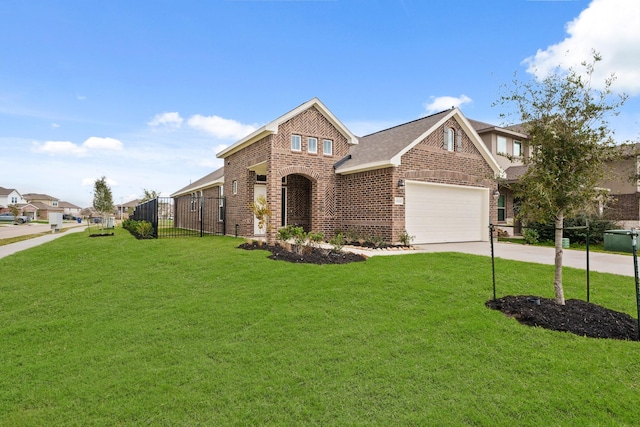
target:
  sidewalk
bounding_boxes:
[0,225,87,259]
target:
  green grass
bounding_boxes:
[1,230,639,426]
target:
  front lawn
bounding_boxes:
[1,230,638,425]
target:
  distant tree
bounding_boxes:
[141,189,160,203]
[496,52,627,305]
[8,204,20,217]
[93,176,114,224]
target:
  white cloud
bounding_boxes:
[424,95,472,114]
[83,136,123,151]
[32,140,88,157]
[147,112,184,128]
[523,0,640,95]
[187,114,257,140]
[51,123,60,128]
[32,136,123,157]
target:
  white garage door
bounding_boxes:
[405,181,489,244]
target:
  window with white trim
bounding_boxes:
[218,186,224,221]
[498,194,506,222]
[497,136,507,155]
[232,180,238,195]
[190,193,197,211]
[308,137,317,154]
[323,139,333,155]
[513,140,522,157]
[291,135,301,151]
[447,128,455,152]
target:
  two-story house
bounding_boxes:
[23,193,64,220]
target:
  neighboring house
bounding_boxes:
[23,193,64,220]
[472,122,639,234]
[59,201,82,218]
[0,186,27,208]
[470,120,530,235]
[173,98,503,244]
[600,144,640,228]
[116,199,141,220]
[0,187,38,220]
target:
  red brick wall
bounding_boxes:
[606,193,640,221]
[223,106,351,240]
[336,168,397,241]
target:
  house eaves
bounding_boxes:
[170,167,225,197]
[334,160,398,175]
[469,119,528,140]
[216,97,358,159]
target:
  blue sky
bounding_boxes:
[1,0,639,208]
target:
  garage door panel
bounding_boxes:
[405,181,488,244]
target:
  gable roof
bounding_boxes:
[468,118,528,139]
[216,97,358,159]
[23,193,59,201]
[58,201,82,209]
[0,186,19,197]
[335,108,503,177]
[171,167,224,197]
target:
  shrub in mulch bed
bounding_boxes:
[486,295,639,341]
[238,242,367,265]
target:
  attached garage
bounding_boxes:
[405,181,489,244]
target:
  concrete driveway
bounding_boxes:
[348,241,635,277]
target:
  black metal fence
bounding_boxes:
[131,196,225,238]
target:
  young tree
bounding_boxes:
[497,52,627,305]
[141,189,159,203]
[93,176,115,224]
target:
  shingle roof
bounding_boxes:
[335,109,453,172]
[23,193,59,201]
[0,186,17,196]
[29,201,64,211]
[171,167,224,197]
[504,165,528,181]
[58,201,82,209]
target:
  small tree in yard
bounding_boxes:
[93,176,114,227]
[141,189,159,203]
[497,52,627,305]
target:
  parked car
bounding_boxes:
[0,212,29,224]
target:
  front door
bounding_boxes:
[253,184,267,236]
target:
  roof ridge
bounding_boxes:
[360,108,454,138]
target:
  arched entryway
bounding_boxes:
[280,174,313,232]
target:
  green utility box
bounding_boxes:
[562,238,570,249]
[604,230,633,253]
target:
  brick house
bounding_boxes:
[469,120,530,235]
[471,121,638,234]
[599,144,640,228]
[173,98,503,244]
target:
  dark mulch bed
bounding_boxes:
[238,242,367,264]
[486,295,639,341]
[89,233,115,237]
